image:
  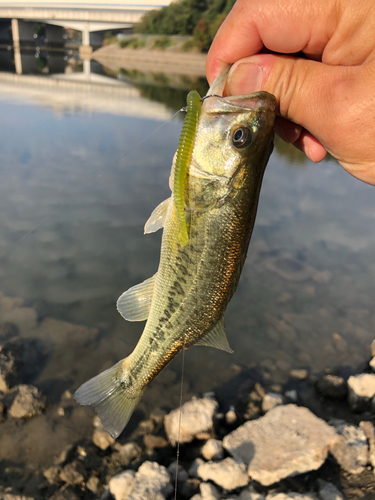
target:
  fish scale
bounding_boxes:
[74,68,276,438]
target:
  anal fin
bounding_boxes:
[194,317,233,353]
[117,274,156,322]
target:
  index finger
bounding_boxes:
[206,0,336,84]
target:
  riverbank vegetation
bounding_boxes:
[134,0,236,52]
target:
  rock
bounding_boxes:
[261,393,284,412]
[179,478,200,498]
[135,418,155,436]
[48,487,80,500]
[126,461,173,500]
[285,390,298,402]
[223,404,338,486]
[189,458,205,478]
[329,422,368,474]
[2,495,36,500]
[200,482,220,500]
[264,255,314,281]
[144,434,169,450]
[109,470,135,500]
[115,442,142,466]
[8,384,46,418]
[318,479,344,500]
[59,460,86,485]
[164,397,218,446]
[197,457,249,491]
[315,375,347,400]
[168,461,189,483]
[201,439,224,461]
[225,407,237,425]
[290,369,308,380]
[92,428,115,450]
[369,357,375,371]
[0,340,23,392]
[360,421,375,467]
[239,487,265,500]
[347,374,375,411]
[0,321,18,339]
[265,494,318,500]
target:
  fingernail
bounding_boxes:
[227,62,263,96]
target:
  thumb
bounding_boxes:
[226,54,359,165]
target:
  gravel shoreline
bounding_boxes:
[1,292,375,500]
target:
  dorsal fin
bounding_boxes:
[194,317,233,353]
[116,274,157,322]
[144,197,171,234]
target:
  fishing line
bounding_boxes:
[0,108,182,261]
[174,335,186,500]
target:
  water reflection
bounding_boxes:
[1,49,375,468]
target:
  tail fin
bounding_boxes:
[74,360,142,439]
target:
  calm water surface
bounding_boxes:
[1,50,375,469]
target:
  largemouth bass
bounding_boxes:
[74,70,276,438]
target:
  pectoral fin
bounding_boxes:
[195,317,233,353]
[117,274,156,322]
[144,197,171,234]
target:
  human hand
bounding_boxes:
[206,0,375,185]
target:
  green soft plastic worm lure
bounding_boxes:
[173,90,202,247]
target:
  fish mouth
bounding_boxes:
[205,65,277,117]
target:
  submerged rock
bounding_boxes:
[0,340,23,393]
[115,442,142,466]
[8,384,46,418]
[197,457,249,491]
[59,460,86,485]
[315,375,347,400]
[261,393,284,412]
[164,397,218,446]
[1,495,36,500]
[223,404,338,486]
[92,427,115,450]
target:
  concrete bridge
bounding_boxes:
[0,0,173,72]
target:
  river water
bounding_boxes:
[1,48,375,471]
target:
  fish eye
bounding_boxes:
[231,126,252,149]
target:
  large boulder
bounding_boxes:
[223,404,338,486]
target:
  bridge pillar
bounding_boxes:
[79,21,92,57]
[11,18,22,75]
